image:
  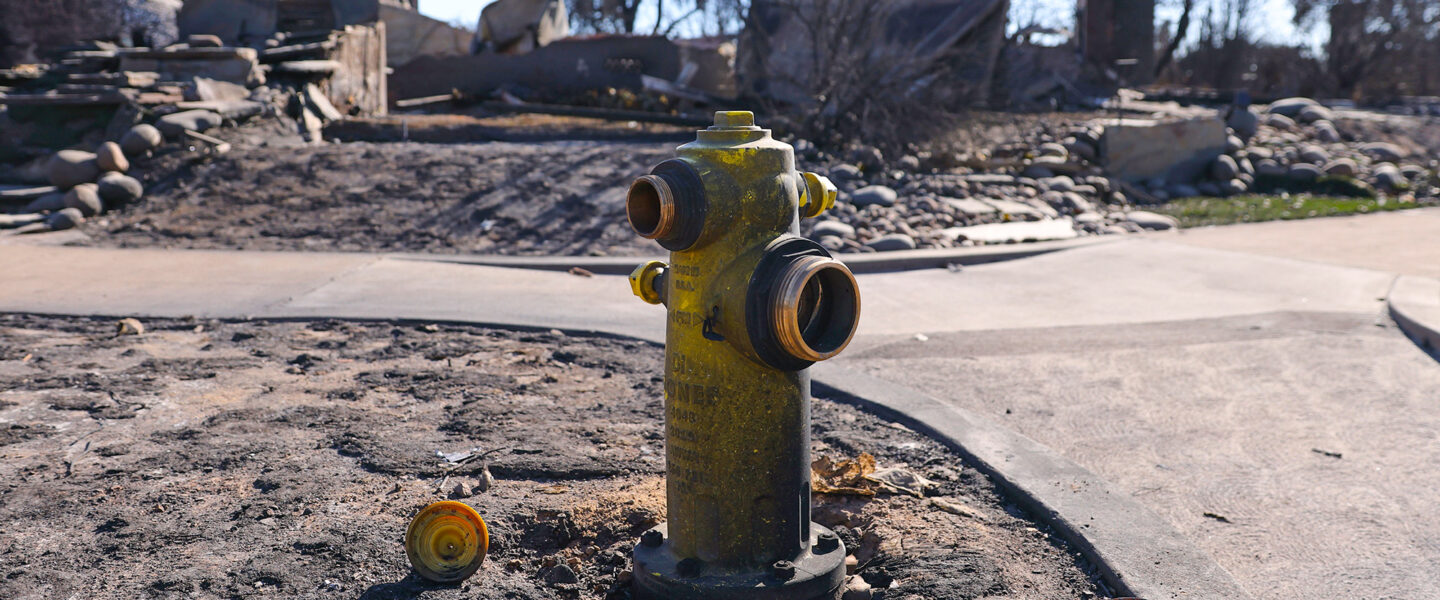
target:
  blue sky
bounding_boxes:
[419,0,1323,48]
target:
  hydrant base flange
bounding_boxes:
[631,523,846,600]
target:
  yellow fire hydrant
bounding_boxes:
[627,111,860,599]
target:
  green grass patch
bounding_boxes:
[1152,195,1428,228]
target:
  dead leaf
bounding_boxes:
[812,453,878,496]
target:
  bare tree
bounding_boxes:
[570,0,751,36]
[1154,0,1194,76]
[1292,0,1440,99]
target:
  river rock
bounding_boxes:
[1322,158,1358,177]
[63,183,103,216]
[1287,163,1322,182]
[1246,146,1274,161]
[1298,145,1330,165]
[1168,183,1200,198]
[1296,104,1333,124]
[1064,138,1097,161]
[848,185,897,207]
[1225,135,1244,154]
[865,233,917,252]
[897,155,921,171]
[848,146,884,169]
[830,164,863,181]
[95,141,129,173]
[120,123,164,156]
[1359,142,1407,162]
[1196,181,1221,196]
[1061,191,1092,213]
[1211,155,1239,180]
[1227,108,1260,139]
[47,207,86,230]
[1040,176,1075,192]
[811,220,856,239]
[1038,142,1067,158]
[1020,163,1054,178]
[1264,113,1297,131]
[1255,159,1286,177]
[23,192,66,213]
[1126,211,1179,231]
[1218,178,1247,196]
[1313,120,1341,143]
[97,172,143,204]
[1373,164,1406,191]
[1268,97,1320,117]
[46,150,101,189]
[156,109,223,139]
[818,235,845,252]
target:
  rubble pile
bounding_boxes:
[0,27,377,234]
[799,97,1438,253]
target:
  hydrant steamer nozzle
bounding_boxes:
[626,111,860,600]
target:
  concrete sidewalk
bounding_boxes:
[1166,207,1440,279]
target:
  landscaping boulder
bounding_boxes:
[97,172,144,205]
[848,185,897,208]
[96,141,129,173]
[1255,159,1286,177]
[1322,158,1358,177]
[1359,142,1407,162]
[1218,179,1247,196]
[1264,113,1297,131]
[23,192,65,213]
[47,208,85,231]
[1298,145,1330,165]
[1211,155,1240,180]
[1126,211,1179,231]
[156,110,224,139]
[865,233,917,252]
[63,183,103,216]
[1296,104,1333,124]
[1287,163,1322,182]
[810,220,856,239]
[120,124,164,156]
[1227,108,1259,139]
[46,150,101,189]
[1267,97,1320,117]
[1373,164,1406,191]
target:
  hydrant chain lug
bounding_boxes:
[628,111,858,600]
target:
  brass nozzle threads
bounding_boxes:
[626,175,677,240]
[770,255,860,362]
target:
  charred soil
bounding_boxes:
[0,315,1106,599]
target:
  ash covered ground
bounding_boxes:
[0,315,1106,599]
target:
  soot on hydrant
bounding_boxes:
[626,111,861,600]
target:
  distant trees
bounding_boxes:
[569,0,750,36]
[1292,0,1440,99]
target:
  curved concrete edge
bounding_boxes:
[387,237,1119,275]
[810,362,1254,600]
[1388,275,1440,353]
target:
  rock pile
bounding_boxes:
[797,97,1437,253]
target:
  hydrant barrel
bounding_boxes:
[628,111,859,600]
